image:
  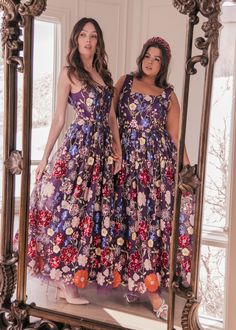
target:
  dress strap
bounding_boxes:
[120,74,134,94]
[164,85,174,101]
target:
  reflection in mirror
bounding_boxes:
[24,2,191,330]
[198,2,236,329]
[18,0,203,329]
[0,0,223,330]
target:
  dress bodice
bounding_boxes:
[117,75,173,134]
[68,85,113,125]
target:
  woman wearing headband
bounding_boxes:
[112,36,194,320]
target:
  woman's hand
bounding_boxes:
[112,141,122,174]
[112,141,122,161]
[114,159,122,175]
[35,158,48,182]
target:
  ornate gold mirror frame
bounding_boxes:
[0,1,222,329]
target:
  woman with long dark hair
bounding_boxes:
[113,36,194,320]
[27,17,122,304]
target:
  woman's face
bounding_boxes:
[77,22,98,57]
[142,46,162,77]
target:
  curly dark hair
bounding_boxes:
[134,37,171,89]
[66,17,113,91]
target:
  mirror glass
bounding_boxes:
[24,1,195,330]
[13,1,199,329]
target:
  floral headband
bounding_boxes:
[143,36,171,62]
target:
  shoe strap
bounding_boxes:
[154,299,168,319]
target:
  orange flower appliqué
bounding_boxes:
[144,273,159,292]
[74,270,88,289]
[113,271,121,288]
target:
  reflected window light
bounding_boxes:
[199,2,236,329]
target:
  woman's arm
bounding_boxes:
[166,92,190,166]
[113,75,126,113]
[36,67,71,180]
[108,75,126,174]
[108,104,122,174]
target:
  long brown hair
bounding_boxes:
[134,37,171,88]
[66,17,113,91]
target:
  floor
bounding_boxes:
[26,278,184,330]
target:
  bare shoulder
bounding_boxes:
[170,91,180,104]
[168,91,180,113]
[115,75,126,88]
[57,66,71,95]
[59,66,70,82]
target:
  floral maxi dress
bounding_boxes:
[28,85,116,288]
[114,75,194,294]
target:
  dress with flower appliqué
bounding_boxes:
[113,75,194,293]
[28,85,116,288]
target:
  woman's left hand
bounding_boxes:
[114,159,122,175]
[112,141,122,174]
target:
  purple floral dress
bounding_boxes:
[114,75,194,294]
[28,85,117,287]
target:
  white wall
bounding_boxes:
[42,0,203,164]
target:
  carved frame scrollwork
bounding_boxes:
[0,1,48,329]
[168,1,222,330]
[0,0,222,329]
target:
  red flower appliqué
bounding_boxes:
[165,221,172,234]
[28,238,36,258]
[156,187,161,199]
[93,234,101,247]
[54,233,64,245]
[130,190,137,201]
[73,185,82,198]
[50,256,61,269]
[60,245,77,265]
[114,221,121,234]
[139,169,151,186]
[52,160,67,178]
[29,209,37,227]
[178,234,190,248]
[101,247,113,267]
[38,209,52,227]
[118,168,125,185]
[79,215,93,236]
[130,251,142,272]
[166,166,174,181]
[103,184,109,197]
[161,251,169,268]
[139,220,148,241]
[182,259,191,272]
[92,164,100,182]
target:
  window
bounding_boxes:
[14,18,59,200]
[30,19,57,192]
[199,2,236,329]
